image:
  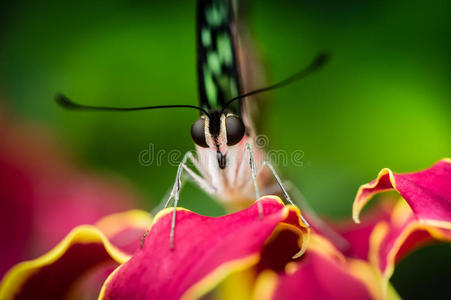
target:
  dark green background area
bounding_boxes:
[0,0,449,298]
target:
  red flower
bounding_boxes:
[1,124,450,300]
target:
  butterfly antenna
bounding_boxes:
[222,52,330,112]
[56,94,210,116]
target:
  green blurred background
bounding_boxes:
[0,0,449,298]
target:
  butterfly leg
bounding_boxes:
[283,181,349,251]
[246,143,263,217]
[259,182,285,197]
[163,152,215,208]
[141,151,215,249]
[168,151,216,249]
[259,161,310,227]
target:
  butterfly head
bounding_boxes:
[191,110,246,169]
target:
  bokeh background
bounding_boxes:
[0,0,449,298]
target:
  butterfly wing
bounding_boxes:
[196,0,242,115]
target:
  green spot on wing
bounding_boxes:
[217,75,238,101]
[203,66,217,106]
[205,2,226,27]
[208,52,221,75]
[217,33,233,65]
[229,80,237,98]
[201,29,211,46]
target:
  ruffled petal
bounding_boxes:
[254,234,384,300]
[337,198,394,261]
[342,193,451,280]
[351,159,451,279]
[99,196,309,300]
[368,199,451,279]
[0,210,151,299]
[353,158,451,228]
[0,107,141,276]
[95,210,151,256]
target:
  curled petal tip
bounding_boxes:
[353,159,451,226]
[292,249,304,260]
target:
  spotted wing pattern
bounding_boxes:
[196,0,242,115]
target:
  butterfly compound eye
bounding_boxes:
[225,116,245,146]
[191,118,208,147]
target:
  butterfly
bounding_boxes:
[57,0,328,248]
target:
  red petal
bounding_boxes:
[368,200,451,279]
[336,199,394,261]
[0,210,151,299]
[255,235,381,300]
[342,196,451,279]
[353,159,451,228]
[0,107,141,275]
[100,197,309,300]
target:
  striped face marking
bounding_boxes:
[191,110,245,169]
